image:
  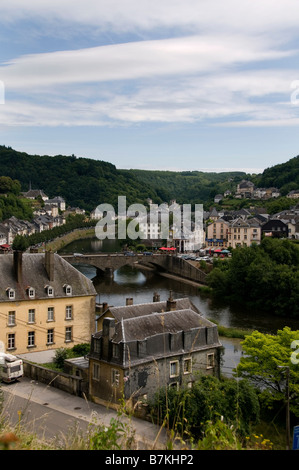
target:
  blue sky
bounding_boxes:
[1,1,299,174]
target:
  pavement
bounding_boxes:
[2,375,168,449]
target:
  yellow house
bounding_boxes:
[0,251,97,355]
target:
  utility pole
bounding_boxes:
[278,365,290,450]
[285,366,290,450]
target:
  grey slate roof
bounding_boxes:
[100,297,201,322]
[0,252,96,302]
[111,309,215,343]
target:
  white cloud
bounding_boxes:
[0,34,295,91]
[1,0,299,37]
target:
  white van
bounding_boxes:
[0,353,23,383]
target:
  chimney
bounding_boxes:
[102,302,108,312]
[45,251,54,282]
[153,292,160,302]
[126,297,133,306]
[166,290,177,311]
[13,251,23,283]
[102,317,116,358]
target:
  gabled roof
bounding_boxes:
[0,252,96,302]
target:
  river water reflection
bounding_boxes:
[60,237,299,376]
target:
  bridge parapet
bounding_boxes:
[61,253,207,284]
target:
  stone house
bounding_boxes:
[227,217,261,248]
[89,295,221,407]
[0,251,97,355]
[236,180,255,198]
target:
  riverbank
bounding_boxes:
[38,227,96,252]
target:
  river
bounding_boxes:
[59,237,299,376]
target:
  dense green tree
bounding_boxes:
[206,239,299,317]
[236,327,299,417]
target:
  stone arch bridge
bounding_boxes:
[62,253,207,284]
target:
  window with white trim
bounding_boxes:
[183,358,192,374]
[207,353,215,369]
[47,329,54,344]
[65,305,72,320]
[28,331,35,347]
[7,288,15,300]
[170,360,179,378]
[28,309,35,323]
[169,382,179,391]
[65,326,72,342]
[47,286,54,297]
[111,369,120,387]
[47,307,54,322]
[8,333,15,350]
[64,285,72,295]
[8,311,16,326]
[28,287,35,299]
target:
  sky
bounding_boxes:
[0,1,299,174]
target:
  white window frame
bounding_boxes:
[8,311,16,326]
[7,288,15,300]
[183,357,192,374]
[65,326,72,343]
[207,353,215,369]
[170,360,179,378]
[28,287,35,299]
[169,382,179,391]
[64,284,72,296]
[8,333,15,350]
[65,305,73,320]
[111,368,120,387]
[47,286,54,297]
[28,331,35,347]
[28,309,35,324]
[47,328,54,344]
[47,307,54,322]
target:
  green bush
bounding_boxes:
[149,375,260,439]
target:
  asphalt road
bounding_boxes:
[1,377,167,449]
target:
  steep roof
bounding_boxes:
[0,252,96,302]
[111,309,215,343]
[100,297,201,322]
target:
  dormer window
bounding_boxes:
[27,287,35,299]
[6,288,15,300]
[45,285,54,297]
[64,284,72,296]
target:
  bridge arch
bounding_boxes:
[61,253,207,284]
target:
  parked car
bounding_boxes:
[143,251,153,256]
[124,251,135,256]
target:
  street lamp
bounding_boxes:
[278,365,290,450]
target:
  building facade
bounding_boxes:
[89,295,221,407]
[0,251,97,355]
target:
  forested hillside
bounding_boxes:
[253,155,299,195]
[0,146,157,211]
[0,145,298,212]
[128,169,248,205]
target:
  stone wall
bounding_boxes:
[22,360,88,398]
